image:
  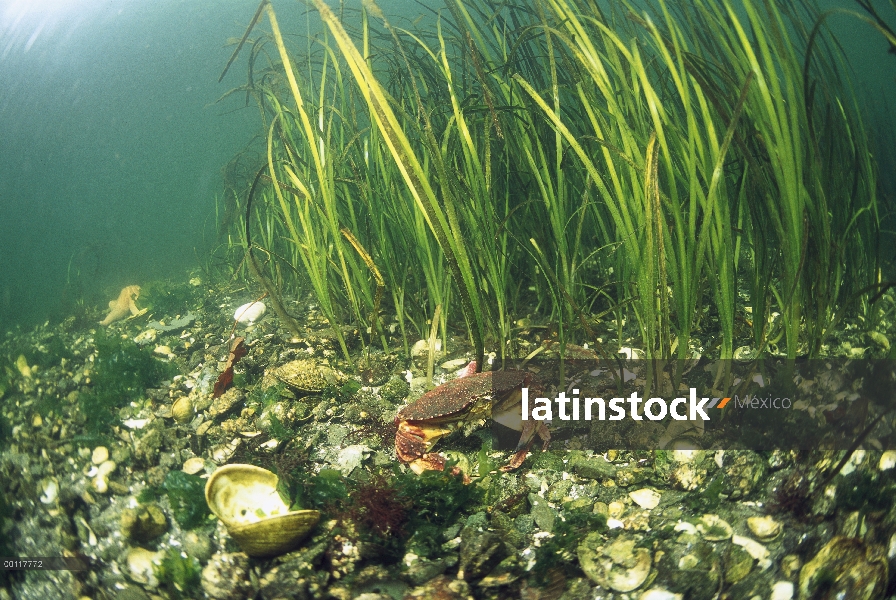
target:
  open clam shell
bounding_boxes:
[205,464,320,558]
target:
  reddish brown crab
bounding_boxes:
[394,363,551,475]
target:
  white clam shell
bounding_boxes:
[234,302,266,324]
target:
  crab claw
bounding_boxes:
[455,360,478,378]
[408,453,447,474]
[409,454,471,483]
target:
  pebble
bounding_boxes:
[608,501,625,518]
[91,446,109,465]
[126,547,160,587]
[92,460,116,494]
[39,478,58,504]
[629,488,661,509]
[879,450,896,471]
[770,581,794,600]
[640,590,683,600]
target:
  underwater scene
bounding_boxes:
[2,0,896,598]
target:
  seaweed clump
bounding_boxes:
[79,330,175,434]
[836,469,894,513]
[276,461,483,563]
[395,468,484,558]
[139,280,197,316]
[163,471,210,530]
[154,547,202,599]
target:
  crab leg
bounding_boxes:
[501,420,551,471]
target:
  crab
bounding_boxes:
[394,363,550,475]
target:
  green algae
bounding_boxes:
[139,280,197,316]
[79,330,175,434]
[836,469,895,512]
[163,471,210,530]
[154,547,202,599]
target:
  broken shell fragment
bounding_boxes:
[205,464,320,558]
[696,514,733,541]
[629,488,661,510]
[879,450,896,471]
[578,533,653,592]
[39,478,58,505]
[182,457,206,475]
[733,534,772,570]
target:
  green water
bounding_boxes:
[0,0,893,331]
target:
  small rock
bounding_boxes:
[183,531,214,563]
[724,544,754,584]
[569,452,617,480]
[120,503,168,543]
[208,388,245,419]
[404,555,449,585]
[91,446,109,465]
[529,493,557,532]
[799,537,887,600]
[126,547,160,587]
[202,553,252,600]
[878,450,896,471]
[608,501,625,518]
[336,444,370,475]
[458,528,507,581]
[770,581,794,600]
